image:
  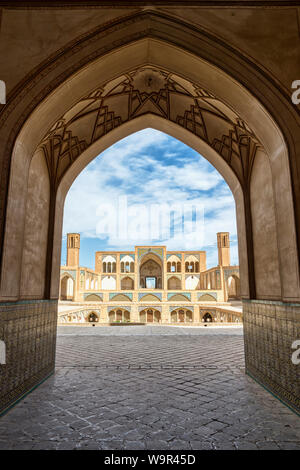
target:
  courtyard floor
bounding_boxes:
[0,325,299,450]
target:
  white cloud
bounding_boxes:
[63,129,237,267]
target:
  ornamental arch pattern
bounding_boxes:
[38,66,260,191]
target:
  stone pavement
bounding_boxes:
[0,325,299,450]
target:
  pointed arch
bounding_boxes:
[121,277,134,290]
[60,275,74,301]
[0,17,299,415]
[167,277,182,290]
[199,294,216,302]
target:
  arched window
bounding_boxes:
[121,262,124,272]
[112,262,116,273]
[103,262,107,273]
[130,262,134,273]
[177,262,181,272]
[167,262,171,272]
[185,262,189,272]
[195,262,199,272]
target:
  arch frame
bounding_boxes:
[0,29,298,303]
[0,11,299,415]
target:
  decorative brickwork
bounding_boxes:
[39,67,260,190]
[243,300,300,415]
[0,300,57,414]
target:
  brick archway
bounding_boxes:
[0,15,299,415]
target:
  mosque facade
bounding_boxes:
[59,232,241,324]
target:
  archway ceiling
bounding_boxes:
[39,66,261,189]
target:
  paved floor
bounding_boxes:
[0,326,299,450]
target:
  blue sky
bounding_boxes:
[61,129,238,269]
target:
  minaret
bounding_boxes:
[66,233,80,266]
[217,232,230,266]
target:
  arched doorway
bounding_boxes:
[88,312,99,323]
[0,26,299,415]
[139,254,162,289]
[202,313,213,323]
[227,275,241,300]
[60,275,74,301]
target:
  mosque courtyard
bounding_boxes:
[0,325,299,451]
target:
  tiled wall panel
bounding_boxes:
[0,300,57,414]
[243,300,300,415]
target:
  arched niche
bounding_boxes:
[139,252,163,289]
[20,149,50,299]
[85,294,102,302]
[167,276,181,290]
[227,275,241,300]
[250,149,281,300]
[1,148,50,300]
[60,275,74,301]
[121,277,134,290]
[185,275,200,290]
[101,276,116,290]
